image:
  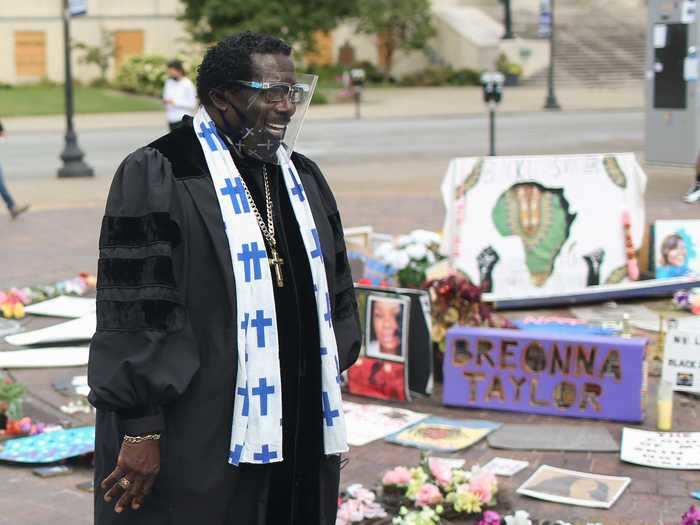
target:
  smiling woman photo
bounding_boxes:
[366,296,406,361]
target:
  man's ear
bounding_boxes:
[209,89,228,112]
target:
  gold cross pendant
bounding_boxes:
[269,248,284,287]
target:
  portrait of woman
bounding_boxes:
[656,233,690,279]
[366,295,409,362]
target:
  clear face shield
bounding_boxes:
[223,73,318,164]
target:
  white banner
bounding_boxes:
[441,153,647,301]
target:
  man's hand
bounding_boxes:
[101,439,160,512]
[162,98,174,105]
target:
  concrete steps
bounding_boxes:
[473,0,647,87]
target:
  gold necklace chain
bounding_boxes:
[239,164,277,251]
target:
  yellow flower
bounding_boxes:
[448,488,482,514]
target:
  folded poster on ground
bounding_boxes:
[385,416,500,452]
[621,428,700,470]
[0,426,95,463]
[0,347,89,368]
[23,296,96,319]
[517,465,630,509]
[343,401,428,446]
[482,457,529,477]
[5,313,95,346]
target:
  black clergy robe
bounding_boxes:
[87,116,361,525]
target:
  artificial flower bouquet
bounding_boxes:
[336,484,388,525]
[423,274,509,353]
[0,272,96,319]
[381,456,499,523]
[374,230,444,289]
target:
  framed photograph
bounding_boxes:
[517,465,630,509]
[653,220,700,278]
[365,294,410,363]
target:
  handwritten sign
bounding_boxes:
[621,428,700,470]
[443,326,646,422]
[662,329,700,393]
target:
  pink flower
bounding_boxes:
[478,510,502,525]
[682,506,700,525]
[336,499,363,525]
[415,483,443,507]
[382,466,411,486]
[428,458,453,487]
[469,472,495,504]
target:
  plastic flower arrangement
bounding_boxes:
[374,230,444,289]
[673,289,700,315]
[0,273,96,320]
[380,457,498,522]
[336,484,387,525]
[681,505,700,525]
[423,274,510,353]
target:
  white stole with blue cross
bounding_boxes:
[193,107,348,465]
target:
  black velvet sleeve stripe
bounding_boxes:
[100,243,172,260]
[96,299,185,332]
[100,212,181,249]
[97,256,176,289]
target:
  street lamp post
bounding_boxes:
[58,0,93,178]
[502,0,514,39]
[544,0,561,110]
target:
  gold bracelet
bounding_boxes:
[123,433,161,444]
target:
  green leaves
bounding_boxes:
[354,0,435,77]
[179,0,356,52]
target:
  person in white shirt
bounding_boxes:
[162,60,198,131]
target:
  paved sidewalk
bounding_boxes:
[2,84,643,132]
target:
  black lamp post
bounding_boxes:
[502,0,514,39]
[544,0,561,110]
[58,0,93,178]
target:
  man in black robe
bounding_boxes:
[87,32,361,525]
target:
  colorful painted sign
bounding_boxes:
[443,326,646,422]
[440,154,647,302]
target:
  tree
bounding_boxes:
[355,0,435,80]
[73,29,114,85]
[179,0,357,53]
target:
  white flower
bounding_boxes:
[406,243,428,260]
[394,250,410,270]
[505,510,532,525]
[397,235,413,248]
[374,242,395,260]
[410,229,441,246]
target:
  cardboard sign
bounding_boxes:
[662,329,700,393]
[441,154,647,301]
[443,326,646,422]
[621,428,700,470]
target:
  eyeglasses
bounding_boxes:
[233,80,310,104]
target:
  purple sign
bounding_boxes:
[443,326,646,422]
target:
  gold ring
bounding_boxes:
[118,478,131,490]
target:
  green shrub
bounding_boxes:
[352,61,386,84]
[311,89,328,105]
[114,55,201,97]
[398,66,480,87]
[496,53,523,76]
[114,55,168,97]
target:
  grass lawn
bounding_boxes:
[0,85,161,117]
